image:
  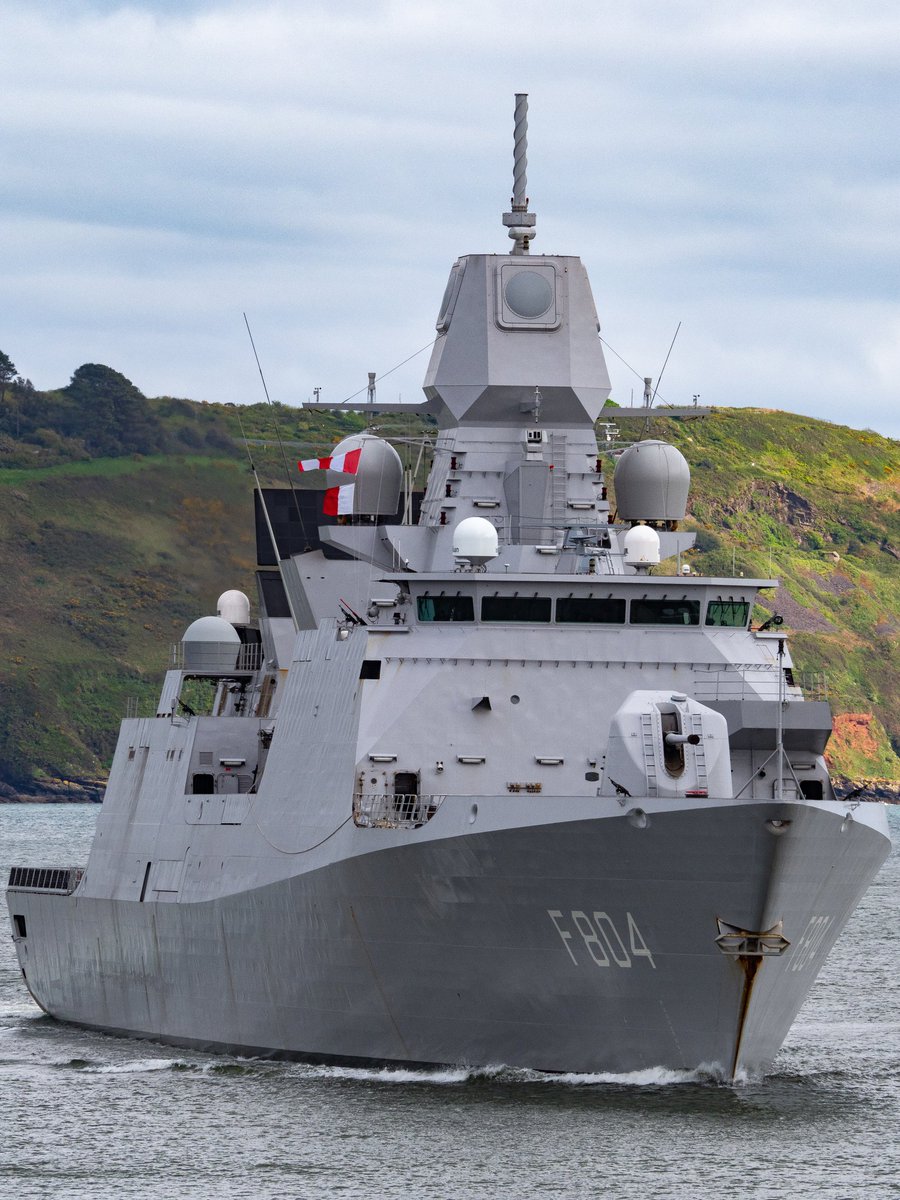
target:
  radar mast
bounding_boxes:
[502,93,536,254]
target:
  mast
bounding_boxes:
[502,93,536,254]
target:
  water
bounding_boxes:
[2,804,898,1200]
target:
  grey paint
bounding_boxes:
[613,440,691,522]
[6,128,891,1079]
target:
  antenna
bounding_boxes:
[641,321,681,437]
[235,407,300,629]
[242,313,313,629]
[651,321,681,406]
[502,93,536,254]
[242,312,309,546]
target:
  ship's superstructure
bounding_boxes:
[7,97,890,1078]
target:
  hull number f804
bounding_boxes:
[548,909,656,969]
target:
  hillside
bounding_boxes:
[0,371,897,793]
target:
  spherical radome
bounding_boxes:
[182,615,241,644]
[623,524,661,564]
[453,517,499,564]
[329,433,403,516]
[613,440,690,521]
[181,615,241,671]
[217,590,250,625]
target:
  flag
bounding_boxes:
[298,446,362,517]
[297,448,363,474]
[323,483,355,516]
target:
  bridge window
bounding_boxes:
[706,601,750,628]
[417,595,474,622]
[556,597,626,624]
[630,599,700,626]
[481,596,552,622]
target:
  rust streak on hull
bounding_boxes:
[730,954,763,1080]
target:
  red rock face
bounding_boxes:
[829,713,881,760]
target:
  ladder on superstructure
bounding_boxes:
[687,711,709,793]
[550,432,567,530]
[640,711,659,798]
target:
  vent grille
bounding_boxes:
[8,866,82,893]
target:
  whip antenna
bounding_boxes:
[642,321,681,438]
[243,312,310,547]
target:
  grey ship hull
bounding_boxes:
[13,796,889,1078]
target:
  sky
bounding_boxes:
[3,0,899,438]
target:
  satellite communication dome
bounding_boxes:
[622,524,661,565]
[181,615,241,671]
[329,433,403,516]
[453,517,499,565]
[613,440,690,522]
[217,590,250,626]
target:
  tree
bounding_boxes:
[0,350,16,405]
[61,363,164,456]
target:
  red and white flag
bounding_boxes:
[323,483,355,516]
[297,448,363,475]
[297,446,362,517]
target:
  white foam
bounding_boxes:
[82,1057,188,1074]
[286,1060,726,1088]
[0,1004,44,1022]
[298,1064,475,1085]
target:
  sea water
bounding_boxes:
[1,804,898,1200]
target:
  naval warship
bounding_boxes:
[8,97,891,1079]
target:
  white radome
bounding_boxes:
[217,590,251,625]
[622,524,661,564]
[452,517,499,565]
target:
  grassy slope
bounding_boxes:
[0,455,262,785]
[0,404,897,787]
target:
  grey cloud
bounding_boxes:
[1,0,898,437]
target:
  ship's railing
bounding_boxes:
[692,665,828,703]
[795,673,828,701]
[353,793,445,829]
[170,643,263,672]
[7,866,83,894]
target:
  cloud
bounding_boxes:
[2,0,899,436]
